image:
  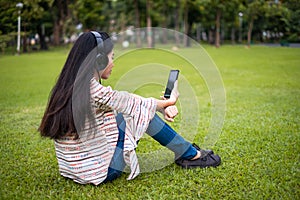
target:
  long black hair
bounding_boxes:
[39,31,113,139]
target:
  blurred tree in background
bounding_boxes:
[0,0,299,53]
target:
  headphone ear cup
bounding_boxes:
[96,54,109,71]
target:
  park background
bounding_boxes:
[0,0,300,52]
[1,0,299,199]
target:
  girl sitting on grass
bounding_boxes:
[38,31,221,185]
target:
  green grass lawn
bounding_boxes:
[0,45,299,199]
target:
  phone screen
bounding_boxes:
[164,70,179,99]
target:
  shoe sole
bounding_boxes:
[176,156,221,169]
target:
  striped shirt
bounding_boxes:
[54,77,157,185]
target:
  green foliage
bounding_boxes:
[0,1,18,34]
[72,0,108,30]
[1,0,300,51]
[0,46,299,199]
[0,33,14,54]
[283,0,300,42]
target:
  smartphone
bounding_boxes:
[164,70,179,99]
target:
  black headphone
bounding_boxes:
[90,31,108,71]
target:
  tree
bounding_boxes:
[178,0,207,46]
[134,0,142,47]
[283,0,300,42]
[1,0,298,52]
[220,0,244,44]
[262,1,289,42]
[0,0,18,35]
[71,0,109,32]
[174,0,181,46]
[0,0,53,51]
[244,0,264,46]
[146,0,153,47]
[206,0,237,48]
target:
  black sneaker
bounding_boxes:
[192,143,214,156]
[175,144,221,169]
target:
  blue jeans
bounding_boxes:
[103,114,197,182]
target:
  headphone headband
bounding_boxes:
[90,31,103,51]
[90,31,108,71]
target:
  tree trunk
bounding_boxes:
[22,33,27,53]
[38,24,48,50]
[247,16,254,47]
[62,0,70,41]
[134,0,141,48]
[186,22,192,47]
[174,0,180,46]
[52,0,66,45]
[215,8,221,48]
[120,13,126,43]
[146,0,152,48]
[183,0,189,47]
[209,29,214,44]
[22,23,27,53]
[53,20,61,45]
[161,2,167,44]
[196,24,201,42]
[231,27,235,44]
